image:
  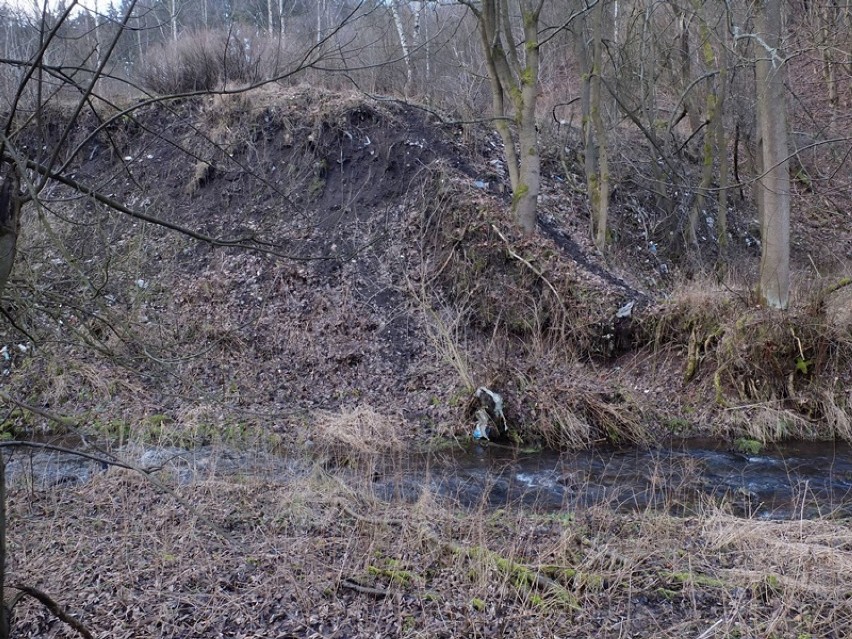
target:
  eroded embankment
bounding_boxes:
[0,86,850,449]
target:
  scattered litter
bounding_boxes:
[473,409,490,441]
[473,387,507,440]
[616,301,635,319]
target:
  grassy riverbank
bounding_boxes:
[6,454,850,638]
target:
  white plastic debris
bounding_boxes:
[616,301,635,319]
[473,387,507,440]
[473,409,490,441]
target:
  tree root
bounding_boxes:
[340,579,389,598]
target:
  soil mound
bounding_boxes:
[2,86,850,447]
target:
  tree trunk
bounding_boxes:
[513,2,542,234]
[0,171,21,302]
[468,0,543,234]
[589,0,609,251]
[477,1,520,194]
[689,5,723,248]
[170,0,178,41]
[390,2,413,95]
[755,0,790,309]
[715,12,729,252]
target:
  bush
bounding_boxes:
[138,29,270,94]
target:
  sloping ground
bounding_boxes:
[1,85,850,448]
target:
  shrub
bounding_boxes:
[138,29,270,95]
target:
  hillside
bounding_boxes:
[1,85,850,449]
[0,85,851,639]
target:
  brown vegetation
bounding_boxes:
[5,458,851,638]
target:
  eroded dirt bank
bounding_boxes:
[1,86,851,638]
[3,86,850,448]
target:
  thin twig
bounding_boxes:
[340,579,390,598]
[9,584,93,639]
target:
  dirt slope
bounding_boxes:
[2,85,850,447]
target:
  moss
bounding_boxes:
[663,571,727,589]
[665,417,691,433]
[468,547,580,610]
[528,593,546,607]
[512,183,530,207]
[146,414,173,427]
[367,564,414,586]
[508,85,523,106]
[734,438,763,455]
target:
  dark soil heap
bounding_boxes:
[3,86,850,447]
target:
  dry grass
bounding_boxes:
[5,460,852,638]
[652,273,852,442]
[309,405,406,465]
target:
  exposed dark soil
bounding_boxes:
[3,86,851,449]
[1,85,851,639]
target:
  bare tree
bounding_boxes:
[457,0,542,232]
[754,0,790,308]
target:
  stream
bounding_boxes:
[373,439,852,520]
[6,438,852,520]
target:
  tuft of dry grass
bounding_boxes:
[652,273,852,442]
[309,405,406,465]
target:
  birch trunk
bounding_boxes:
[390,2,413,94]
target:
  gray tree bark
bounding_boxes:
[467,0,543,234]
[755,0,790,309]
[588,0,609,251]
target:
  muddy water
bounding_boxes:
[374,439,852,520]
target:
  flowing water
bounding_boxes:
[374,439,852,520]
[7,438,852,520]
